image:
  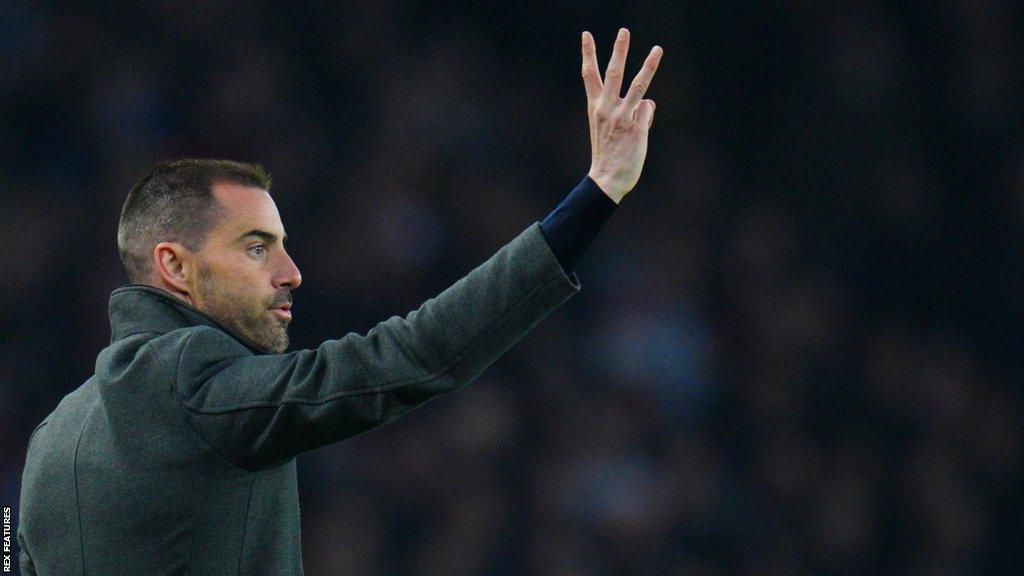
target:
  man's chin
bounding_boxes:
[233,320,289,353]
[250,335,288,354]
[260,324,290,353]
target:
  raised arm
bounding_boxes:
[166,29,664,472]
[167,223,579,471]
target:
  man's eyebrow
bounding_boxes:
[237,229,288,244]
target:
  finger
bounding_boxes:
[635,99,656,129]
[602,28,630,101]
[622,46,663,112]
[581,31,603,105]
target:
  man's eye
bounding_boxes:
[248,244,266,256]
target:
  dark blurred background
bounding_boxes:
[2,1,1023,574]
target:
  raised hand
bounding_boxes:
[581,28,663,203]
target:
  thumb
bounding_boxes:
[636,99,656,129]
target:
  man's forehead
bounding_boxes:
[210,181,286,239]
[211,180,272,207]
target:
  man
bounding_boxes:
[18,29,661,574]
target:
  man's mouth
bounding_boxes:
[270,302,292,319]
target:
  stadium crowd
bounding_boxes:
[1,2,1021,574]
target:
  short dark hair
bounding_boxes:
[117,158,272,283]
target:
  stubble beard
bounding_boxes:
[196,265,290,353]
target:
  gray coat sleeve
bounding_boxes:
[168,223,581,471]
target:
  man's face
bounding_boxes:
[189,182,302,353]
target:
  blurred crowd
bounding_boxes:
[2,2,1022,575]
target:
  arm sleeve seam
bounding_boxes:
[179,267,569,415]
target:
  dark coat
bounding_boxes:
[18,222,580,575]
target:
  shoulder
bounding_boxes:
[146,326,254,379]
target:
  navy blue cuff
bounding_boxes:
[538,175,618,273]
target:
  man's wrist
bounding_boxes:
[586,172,624,204]
[538,175,619,272]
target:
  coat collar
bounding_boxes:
[107,284,271,354]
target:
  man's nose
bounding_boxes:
[275,251,302,290]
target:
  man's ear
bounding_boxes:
[153,242,196,303]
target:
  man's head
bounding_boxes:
[117,158,302,353]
